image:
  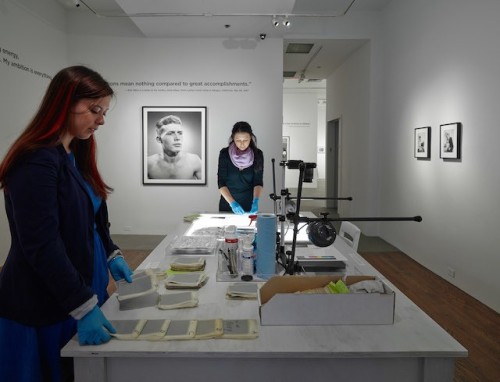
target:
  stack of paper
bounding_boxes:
[164,272,208,289]
[157,291,199,310]
[226,283,259,300]
[170,256,206,271]
[116,271,159,310]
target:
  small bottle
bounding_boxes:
[241,242,254,276]
[224,225,238,275]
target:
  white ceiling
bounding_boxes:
[59,0,392,81]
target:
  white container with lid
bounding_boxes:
[241,242,254,276]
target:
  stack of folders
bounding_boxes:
[116,270,159,310]
[226,283,259,300]
[164,272,208,289]
[169,256,206,272]
[109,318,259,341]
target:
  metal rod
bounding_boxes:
[298,216,423,223]
[289,196,353,201]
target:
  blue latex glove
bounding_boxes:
[249,198,259,214]
[109,255,133,283]
[230,201,245,215]
[77,305,116,345]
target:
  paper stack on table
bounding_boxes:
[226,283,259,300]
[164,272,208,289]
[170,256,206,271]
[157,291,199,309]
[116,271,159,310]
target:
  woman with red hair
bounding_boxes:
[0,65,132,381]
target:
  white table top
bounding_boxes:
[62,213,467,359]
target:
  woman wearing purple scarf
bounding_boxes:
[217,122,263,214]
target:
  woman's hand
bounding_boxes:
[77,305,115,345]
[250,198,259,214]
[230,201,245,215]
[109,255,133,282]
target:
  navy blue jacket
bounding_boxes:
[0,145,118,326]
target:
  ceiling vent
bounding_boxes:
[286,43,314,54]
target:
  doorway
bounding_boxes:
[326,118,340,209]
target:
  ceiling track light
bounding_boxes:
[271,15,291,28]
[272,16,280,28]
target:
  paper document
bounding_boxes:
[295,245,347,269]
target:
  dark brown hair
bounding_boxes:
[229,121,262,170]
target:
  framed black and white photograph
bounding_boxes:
[440,122,461,159]
[414,126,431,159]
[142,106,207,185]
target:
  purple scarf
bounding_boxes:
[228,142,254,170]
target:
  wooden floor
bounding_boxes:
[359,251,500,382]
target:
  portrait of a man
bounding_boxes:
[439,122,461,160]
[143,107,206,185]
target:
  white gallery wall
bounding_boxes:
[327,41,375,223]
[378,0,500,312]
[326,0,500,312]
[0,0,68,263]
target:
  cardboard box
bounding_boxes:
[258,275,395,325]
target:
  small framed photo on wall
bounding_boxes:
[414,126,431,159]
[440,122,461,159]
[142,106,207,185]
[282,136,290,161]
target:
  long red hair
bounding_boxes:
[0,66,114,199]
